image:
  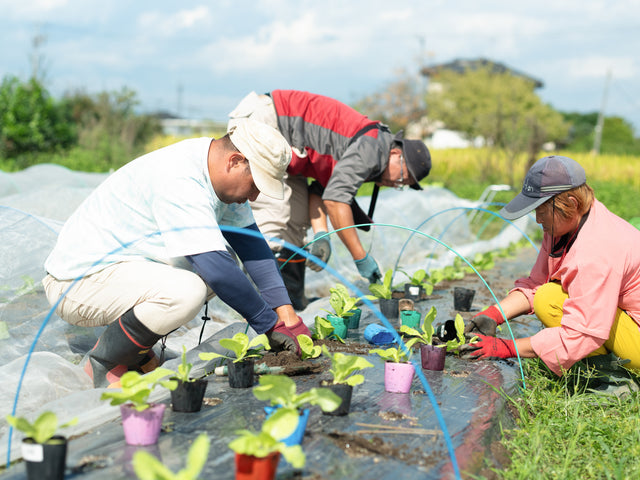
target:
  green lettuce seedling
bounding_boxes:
[252,374,340,413]
[229,407,305,469]
[400,305,439,346]
[400,268,434,295]
[370,344,412,364]
[325,283,369,318]
[321,345,373,386]
[446,314,475,353]
[368,269,394,300]
[311,316,345,343]
[298,334,321,360]
[199,332,270,363]
[100,368,177,412]
[6,411,78,444]
[163,345,198,383]
[133,432,209,480]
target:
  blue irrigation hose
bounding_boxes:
[288,222,526,387]
[8,224,465,478]
[278,221,537,477]
[391,205,539,285]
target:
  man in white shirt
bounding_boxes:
[43,119,310,388]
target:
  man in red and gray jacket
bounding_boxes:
[228,90,432,310]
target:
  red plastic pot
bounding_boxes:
[235,451,281,480]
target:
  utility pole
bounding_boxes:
[591,69,612,156]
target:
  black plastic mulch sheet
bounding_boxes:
[1,250,540,480]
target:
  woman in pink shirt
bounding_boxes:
[465,155,640,375]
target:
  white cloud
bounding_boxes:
[564,56,637,79]
[138,6,213,36]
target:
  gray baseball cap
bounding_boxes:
[499,155,586,220]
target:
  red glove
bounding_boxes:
[288,316,312,338]
[265,322,301,355]
[477,305,506,325]
[464,305,506,336]
[468,334,517,359]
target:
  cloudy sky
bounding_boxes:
[1,0,639,132]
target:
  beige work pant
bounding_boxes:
[43,262,214,335]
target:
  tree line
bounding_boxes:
[0,75,161,172]
[1,67,639,175]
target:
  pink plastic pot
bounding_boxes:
[120,403,166,446]
[383,362,415,393]
[420,344,446,371]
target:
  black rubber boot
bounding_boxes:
[275,248,309,311]
[84,308,162,388]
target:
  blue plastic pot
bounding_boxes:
[263,406,310,446]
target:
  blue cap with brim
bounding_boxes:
[499,155,586,220]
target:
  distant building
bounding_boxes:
[420,57,544,89]
[151,111,225,137]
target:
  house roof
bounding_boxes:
[420,57,544,89]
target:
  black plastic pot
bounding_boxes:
[379,298,399,322]
[453,287,475,311]
[227,358,255,388]
[435,320,458,342]
[322,382,353,416]
[404,283,425,301]
[22,436,67,480]
[170,378,208,412]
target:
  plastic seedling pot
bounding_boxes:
[453,287,475,311]
[235,451,281,480]
[400,310,421,329]
[327,314,348,339]
[264,406,310,446]
[321,382,353,416]
[404,284,425,301]
[379,298,399,322]
[228,358,255,388]
[21,436,67,480]
[420,344,446,371]
[383,362,415,394]
[345,308,361,329]
[170,378,208,412]
[120,403,166,446]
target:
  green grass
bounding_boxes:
[476,359,640,479]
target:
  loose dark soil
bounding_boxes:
[256,338,376,377]
[323,431,442,469]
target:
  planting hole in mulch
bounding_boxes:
[324,431,442,469]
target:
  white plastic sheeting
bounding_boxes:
[0,164,536,465]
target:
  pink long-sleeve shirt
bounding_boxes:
[512,199,640,375]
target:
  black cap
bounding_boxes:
[394,132,431,190]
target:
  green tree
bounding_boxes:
[60,87,161,171]
[0,75,76,162]
[561,112,640,155]
[353,69,424,133]
[425,66,569,184]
